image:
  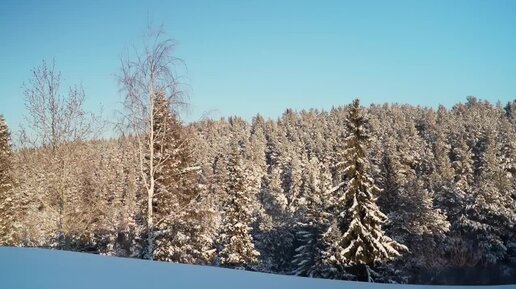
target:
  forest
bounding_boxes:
[0,33,515,285]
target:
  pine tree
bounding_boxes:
[432,106,455,184]
[0,115,16,245]
[217,145,260,268]
[255,166,293,273]
[322,99,407,281]
[292,156,333,277]
[378,133,449,281]
[461,130,516,264]
[441,133,474,223]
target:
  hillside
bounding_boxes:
[1,98,515,284]
[1,247,514,289]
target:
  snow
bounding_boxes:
[0,247,513,289]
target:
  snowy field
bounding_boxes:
[0,247,513,289]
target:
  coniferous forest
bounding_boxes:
[0,33,515,285]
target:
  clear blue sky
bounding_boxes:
[1,0,515,131]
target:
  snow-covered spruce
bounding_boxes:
[322,99,407,280]
[291,156,333,277]
[217,144,260,268]
[0,115,16,246]
[151,91,215,264]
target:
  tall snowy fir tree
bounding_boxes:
[150,91,214,264]
[291,156,333,277]
[0,115,16,246]
[377,117,449,282]
[255,166,293,273]
[322,99,407,281]
[217,144,260,268]
[461,129,516,265]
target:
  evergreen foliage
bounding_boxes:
[321,100,407,280]
[217,145,260,268]
[4,97,515,285]
[0,115,16,245]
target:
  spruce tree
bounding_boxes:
[442,134,475,222]
[292,156,332,277]
[255,166,292,273]
[322,99,407,280]
[378,135,449,281]
[150,92,214,263]
[218,144,260,268]
[461,130,516,264]
[0,115,16,245]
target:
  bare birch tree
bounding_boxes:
[119,26,195,260]
[20,59,101,249]
[20,60,98,150]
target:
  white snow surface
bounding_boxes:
[0,247,513,289]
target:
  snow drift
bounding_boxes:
[0,247,513,289]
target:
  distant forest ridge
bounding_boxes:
[1,95,515,285]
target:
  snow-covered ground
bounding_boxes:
[0,247,513,289]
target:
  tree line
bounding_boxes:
[0,31,515,285]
